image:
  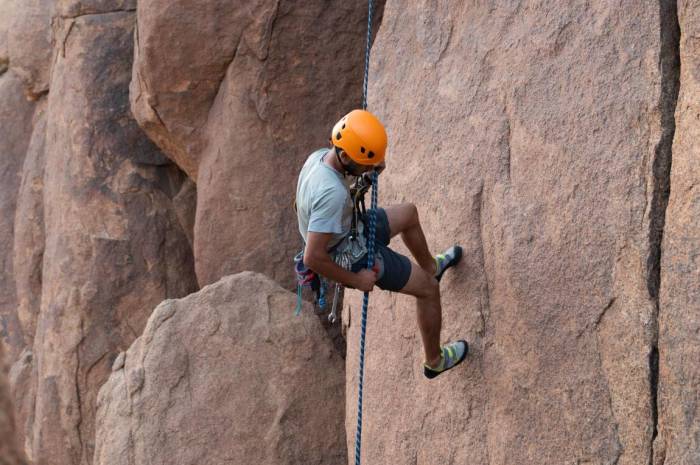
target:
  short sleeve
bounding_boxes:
[307,187,347,234]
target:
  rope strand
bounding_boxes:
[354,172,378,465]
[362,0,374,110]
[356,2,376,463]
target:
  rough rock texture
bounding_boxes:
[5,0,54,98]
[8,348,34,465]
[1,1,699,465]
[344,2,679,464]
[657,1,700,464]
[130,0,374,288]
[55,0,135,18]
[94,271,346,465]
[0,0,11,73]
[0,342,27,465]
[24,7,198,465]
[7,101,47,460]
[0,70,35,363]
[12,99,47,350]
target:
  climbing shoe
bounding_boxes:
[423,340,469,379]
[434,245,463,282]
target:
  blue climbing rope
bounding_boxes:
[361,0,374,111]
[355,1,375,463]
[355,172,377,465]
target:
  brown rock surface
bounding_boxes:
[0,342,27,465]
[0,70,35,363]
[5,100,46,461]
[130,0,377,288]
[344,2,678,464]
[6,0,54,97]
[8,348,34,465]
[55,0,135,18]
[1,1,698,464]
[657,1,700,463]
[26,9,197,465]
[12,99,47,349]
[94,271,346,465]
[0,1,9,73]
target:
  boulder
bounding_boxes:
[94,271,346,465]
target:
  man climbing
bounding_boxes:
[296,109,468,379]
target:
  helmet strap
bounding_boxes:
[334,146,370,177]
[334,146,353,177]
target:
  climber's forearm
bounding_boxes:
[304,250,359,288]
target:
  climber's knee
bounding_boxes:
[399,261,439,299]
[384,203,419,238]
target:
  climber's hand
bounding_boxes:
[354,268,378,292]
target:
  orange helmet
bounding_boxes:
[331,109,387,165]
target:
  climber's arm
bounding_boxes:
[304,233,378,292]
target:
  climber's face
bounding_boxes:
[339,151,375,177]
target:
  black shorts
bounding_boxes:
[350,208,412,292]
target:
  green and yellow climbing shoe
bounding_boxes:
[434,245,463,282]
[423,340,469,379]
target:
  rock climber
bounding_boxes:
[295,109,469,379]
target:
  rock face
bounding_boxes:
[94,271,346,465]
[657,1,700,464]
[130,0,376,288]
[28,10,196,465]
[2,4,198,465]
[344,2,683,464]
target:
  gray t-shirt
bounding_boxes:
[296,148,354,250]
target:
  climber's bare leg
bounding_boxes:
[397,260,442,367]
[383,203,436,276]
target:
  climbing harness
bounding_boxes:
[327,172,373,322]
[293,173,372,319]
